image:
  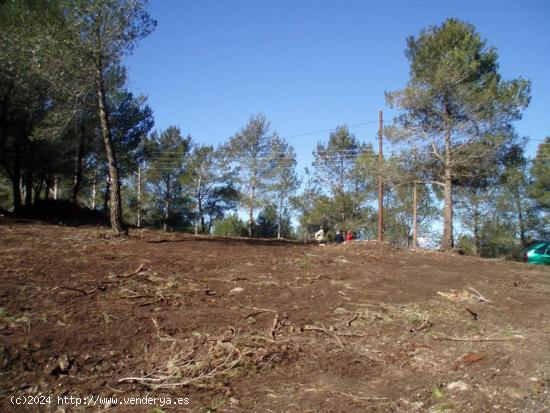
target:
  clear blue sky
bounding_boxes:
[125,0,550,172]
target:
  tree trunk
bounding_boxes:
[12,142,22,212]
[72,134,85,203]
[33,180,43,204]
[25,171,33,205]
[91,167,97,209]
[412,182,418,248]
[45,171,51,201]
[277,198,283,239]
[163,199,168,232]
[197,177,206,234]
[199,204,206,234]
[12,174,22,212]
[473,203,480,255]
[514,190,526,248]
[441,129,454,250]
[53,177,59,200]
[103,180,110,212]
[248,205,253,237]
[96,68,126,235]
[136,165,141,228]
[248,188,254,237]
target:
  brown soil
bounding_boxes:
[1,218,549,412]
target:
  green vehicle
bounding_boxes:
[523,242,550,265]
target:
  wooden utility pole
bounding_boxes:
[377,110,384,242]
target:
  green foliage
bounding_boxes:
[383,183,438,248]
[301,126,377,233]
[456,234,477,256]
[530,137,550,211]
[256,204,292,238]
[185,144,239,234]
[270,139,299,238]
[256,205,278,238]
[386,18,530,249]
[478,220,523,260]
[212,214,248,237]
[225,114,295,236]
[143,127,192,230]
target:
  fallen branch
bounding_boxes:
[346,312,359,327]
[466,308,478,320]
[303,325,344,347]
[55,286,98,295]
[271,313,280,339]
[118,263,145,278]
[119,294,155,300]
[243,307,278,319]
[431,334,524,342]
[467,287,490,303]
[334,391,387,402]
[139,297,163,307]
[119,372,178,383]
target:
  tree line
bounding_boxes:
[1,2,548,257]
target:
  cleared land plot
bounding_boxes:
[1,219,549,412]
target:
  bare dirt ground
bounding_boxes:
[1,218,549,413]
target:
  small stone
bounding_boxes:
[57,355,70,372]
[447,381,470,392]
[229,397,239,405]
[503,387,524,400]
[229,287,244,295]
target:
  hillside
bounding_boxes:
[1,219,549,412]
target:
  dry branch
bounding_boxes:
[347,312,359,327]
[303,325,344,347]
[55,285,98,295]
[334,391,387,402]
[271,313,280,338]
[467,287,490,303]
[118,263,145,278]
[431,334,524,342]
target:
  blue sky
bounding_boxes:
[125,0,550,173]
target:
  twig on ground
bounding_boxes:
[334,391,387,402]
[410,318,432,333]
[506,296,524,305]
[55,286,98,295]
[466,308,478,320]
[150,317,185,343]
[303,325,344,347]
[243,307,278,319]
[431,334,524,342]
[119,294,154,300]
[139,297,163,307]
[271,313,280,338]
[118,263,145,278]
[467,287,490,303]
[347,312,359,327]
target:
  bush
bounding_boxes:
[212,214,248,237]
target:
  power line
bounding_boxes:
[281,120,379,140]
